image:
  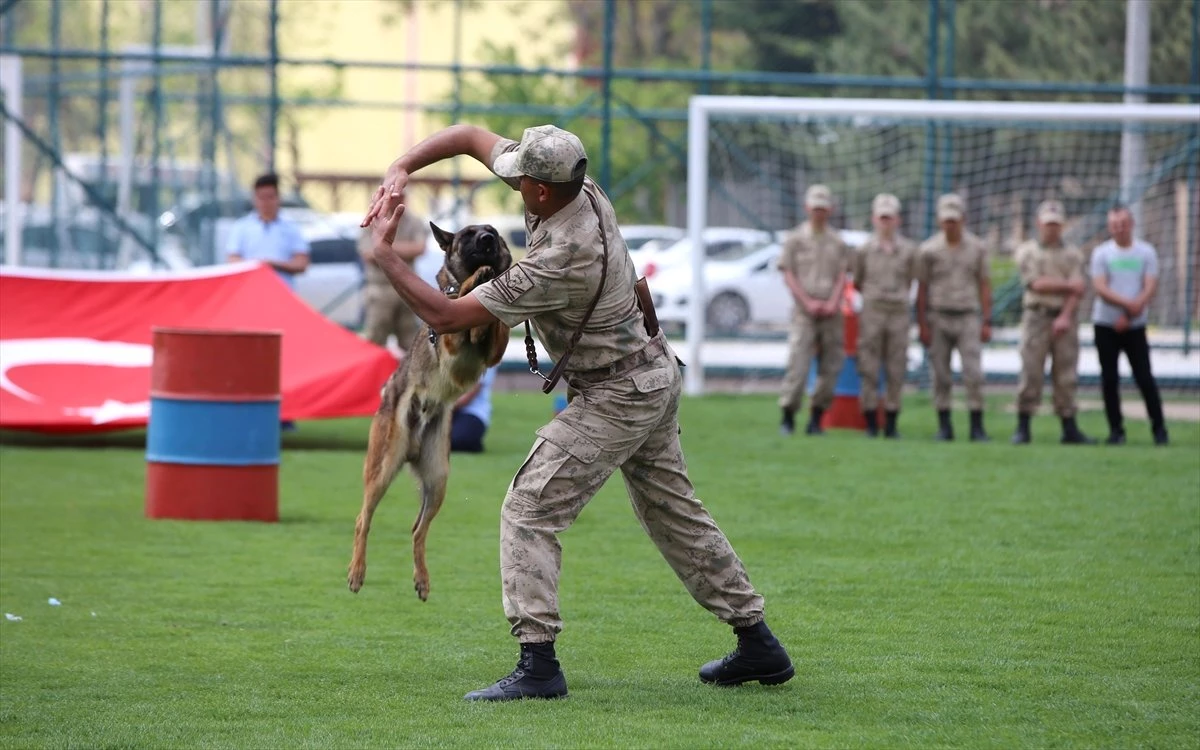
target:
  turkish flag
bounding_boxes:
[0,263,398,433]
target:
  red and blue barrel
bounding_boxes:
[806,291,887,430]
[145,328,282,522]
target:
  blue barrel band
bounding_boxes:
[146,398,281,466]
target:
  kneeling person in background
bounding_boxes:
[451,365,498,453]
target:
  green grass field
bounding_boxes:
[1,393,1197,749]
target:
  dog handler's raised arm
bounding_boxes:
[362,125,503,228]
[363,125,506,336]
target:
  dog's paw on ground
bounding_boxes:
[347,564,366,593]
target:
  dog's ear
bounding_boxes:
[429,222,455,251]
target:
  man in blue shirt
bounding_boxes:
[225,173,310,288]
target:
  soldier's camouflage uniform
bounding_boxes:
[472,135,765,643]
[1014,237,1086,417]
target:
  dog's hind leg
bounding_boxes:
[348,403,407,593]
[411,412,451,601]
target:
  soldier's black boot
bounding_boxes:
[699,620,795,687]
[1012,412,1032,445]
[1060,416,1096,445]
[780,407,796,436]
[805,407,825,435]
[884,410,900,439]
[464,642,568,702]
[863,409,879,437]
[935,410,954,441]
[969,410,990,442]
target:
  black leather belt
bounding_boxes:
[1024,305,1063,315]
[567,335,669,386]
[932,308,977,316]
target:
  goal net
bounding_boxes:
[680,96,1200,396]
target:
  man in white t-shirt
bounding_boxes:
[1090,205,1167,446]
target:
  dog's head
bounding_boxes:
[429,223,514,293]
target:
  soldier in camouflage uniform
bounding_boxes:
[777,184,852,436]
[916,193,993,442]
[852,193,916,438]
[360,124,793,702]
[358,206,428,351]
[1011,200,1095,445]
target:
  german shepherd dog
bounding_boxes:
[347,223,511,601]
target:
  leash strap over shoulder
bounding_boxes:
[524,190,609,395]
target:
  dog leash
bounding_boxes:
[524,190,609,395]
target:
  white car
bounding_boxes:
[649,229,871,333]
[619,225,684,253]
[291,220,365,328]
[632,227,777,281]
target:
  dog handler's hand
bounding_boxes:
[362,166,410,228]
[372,193,407,251]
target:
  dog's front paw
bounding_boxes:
[461,266,495,293]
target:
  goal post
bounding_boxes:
[683,96,1200,397]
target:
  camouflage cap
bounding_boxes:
[936,193,966,222]
[872,193,901,218]
[805,184,833,210]
[494,125,589,183]
[1037,199,1066,224]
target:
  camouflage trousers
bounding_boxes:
[501,336,765,643]
[779,311,844,412]
[362,285,421,350]
[1016,308,1079,417]
[928,310,984,411]
[857,303,910,411]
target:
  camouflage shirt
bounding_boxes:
[778,221,850,300]
[852,233,918,309]
[1015,239,1084,310]
[360,209,427,287]
[918,230,990,312]
[472,138,651,371]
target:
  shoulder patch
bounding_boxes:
[489,264,536,304]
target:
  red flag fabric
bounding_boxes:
[0,262,398,433]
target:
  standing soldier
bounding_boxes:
[777,184,852,436]
[358,202,429,352]
[1012,200,1094,445]
[916,193,993,442]
[852,193,917,438]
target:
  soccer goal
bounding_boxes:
[681,96,1200,396]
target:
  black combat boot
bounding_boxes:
[464,642,568,702]
[699,620,795,687]
[1012,412,1032,445]
[884,410,900,439]
[935,410,954,441]
[1060,416,1096,445]
[780,407,796,436]
[863,409,879,438]
[805,407,825,436]
[969,410,990,442]
[1105,429,1126,445]
[1152,426,1170,446]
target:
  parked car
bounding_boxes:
[649,229,871,333]
[632,227,778,281]
[291,220,366,329]
[619,224,684,253]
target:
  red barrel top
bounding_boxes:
[150,327,282,401]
